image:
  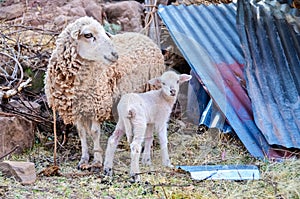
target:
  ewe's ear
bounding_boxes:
[71,29,80,40]
[179,74,192,83]
[148,77,161,86]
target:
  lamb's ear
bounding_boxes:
[179,74,192,83]
[71,29,80,40]
[148,77,161,86]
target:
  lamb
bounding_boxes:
[104,71,192,181]
[44,16,165,169]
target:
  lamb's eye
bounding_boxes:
[84,33,93,39]
[162,82,166,85]
[106,32,112,38]
[177,80,179,84]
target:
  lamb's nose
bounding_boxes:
[170,89,176,96]
[111,51,118,59]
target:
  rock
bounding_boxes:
[83,0,104,23]
[0,3,26,21]
[8,100,41,114]
[54,0,104,29]
[103,1,144,32]
[0,115,35,158]
[0,161,36,185]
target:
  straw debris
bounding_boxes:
[1,120,300,199]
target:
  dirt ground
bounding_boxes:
[1,120,300,199]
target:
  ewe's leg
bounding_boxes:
[77,123,89,169]
[103,123,125,176]
[130,122,147,182]
[90,120,102,168]
[142,124,154,165]
[158,124,173,167]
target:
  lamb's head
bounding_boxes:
[149,71,192,98]
[66,16,118,64]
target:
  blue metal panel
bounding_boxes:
[158,3,270,158]
[237,0,300,149]
[177,165,260,180]
[186,70,210,125]
[199,99,233,133]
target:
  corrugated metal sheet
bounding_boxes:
[158,3,270,158]
[187,70,233,133]
[237,0,300,149]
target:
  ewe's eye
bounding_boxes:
[84,33,93,39]
[162,82,166,85]
[177,80,179,84]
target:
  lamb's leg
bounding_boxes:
[142,124,154,165]
[158,124,173,168]
[103,123,125,176]
[77,124,89,169]
[130,121,147,182]
[90,120,102,170]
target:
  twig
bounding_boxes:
[143,0,160,46]
[160,185,168,199]
[3,24,59,36]
[1,78,31,102]
[53,107,57,166]
[9,185,46,192]
[0,106,52,127]
[0,145,19,161]
[0,51,24,88]
[0,111,21,117]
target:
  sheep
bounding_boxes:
[44,16,165,169]
[104,71,192,182]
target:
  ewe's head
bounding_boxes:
[149,71,192,98]
[66,16,118,64]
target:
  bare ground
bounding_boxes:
[1,120,300,199]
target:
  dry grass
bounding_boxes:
[1,120,300,199]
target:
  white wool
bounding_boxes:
[44,16,165,168]
[104,71,192,181]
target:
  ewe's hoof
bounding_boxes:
[77,158,90,170]
[103,167,113,176]
[91,162,102,172]
[77,163,90,170]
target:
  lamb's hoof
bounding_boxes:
[103,167,113,176]
[91,162,102,172]
[163,161,174,168]
[167,164,174,168]
[129,174,140,183]
[142,158,152,166]
[77,163,90,170]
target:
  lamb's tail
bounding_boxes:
[127,109,136,119]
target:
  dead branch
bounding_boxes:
[0,106,52,127]
[0,51,24,87]
[0,145,20,161]
[3,24,59,36]
[143,0,161,46]
[0,111,20,117]
[1,78,31,101]
[53,107,57,166]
